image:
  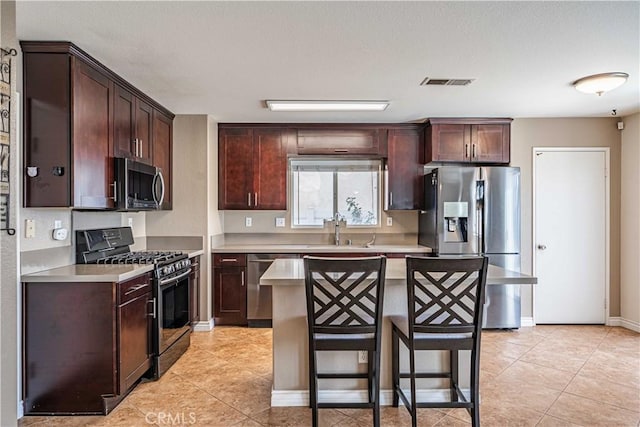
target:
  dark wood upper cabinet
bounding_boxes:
[424,118,512,164]
[22,50,114,209]
[152,110,173,210]
[218,126,290,210]
[21,41,174,209]
[385,127,423,210]
[114,85,153,165]
[296,127,384,155]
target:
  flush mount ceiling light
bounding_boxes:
[572,72,629,96]
[265,100,389,112]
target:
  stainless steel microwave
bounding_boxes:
[114,157,164,211]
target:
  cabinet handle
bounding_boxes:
[389,192,393,207]
[139,139,143,157]
[248,193,252,207]
[147,298,157,318]
[472,143,476,158]
[334,149,349,153]
[124,283,148,295]
[221,258,238,262]
[465,143,470,158]
[111,181,117,203]
[254,192,258,207]
[241,271,245,286]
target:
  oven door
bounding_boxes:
[156,269,191,355]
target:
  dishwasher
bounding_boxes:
[247,253,300,327]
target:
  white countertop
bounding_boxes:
[21,249,204,283]
[260,258,537,286]
[212,244,431,254]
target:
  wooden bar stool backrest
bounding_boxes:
[304,256,387,336]
[406,256,488,337]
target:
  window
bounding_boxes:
[291,159,380,227]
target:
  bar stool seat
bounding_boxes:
[391,256,488,427]
[304,255,386,427]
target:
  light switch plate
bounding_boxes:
[275,217,285,227]
[386,217,393,226]
[54,220,62,229]
[245,217,252,227]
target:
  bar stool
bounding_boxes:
[303,255,387,427]
[391,256,488,427]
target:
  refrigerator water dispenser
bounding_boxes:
[443,202,468,242]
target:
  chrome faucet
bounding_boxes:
[333,213,344,246]
[365,234,376,248]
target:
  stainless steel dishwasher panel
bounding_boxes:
[247,253,299,327]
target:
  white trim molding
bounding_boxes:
[520,317,535,327]
[608,317,640,333]
[271,388,470,407]
[192,318,215,332]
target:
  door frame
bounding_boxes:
[532,147,610,324]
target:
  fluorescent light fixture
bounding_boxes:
[573,72,629,96]
[265,100,389,112]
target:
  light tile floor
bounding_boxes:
[19,325,640,426]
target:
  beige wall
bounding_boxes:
[510,118,622,318]
[0,1,19,424]
[146,115,216,322]
[620,112,640,327]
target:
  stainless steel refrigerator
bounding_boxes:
[418,166,521,328]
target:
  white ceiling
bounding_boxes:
[16,1,640,123]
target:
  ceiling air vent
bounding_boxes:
[420,77,475,86]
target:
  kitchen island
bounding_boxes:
[260,257,537,406]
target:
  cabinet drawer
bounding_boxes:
[213,253,247,267]
[118,273,152,304]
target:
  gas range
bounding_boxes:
[75,227,190,279]
[76,227,192,380]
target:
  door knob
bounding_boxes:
[537,244,547,250]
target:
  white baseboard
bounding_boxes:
[192,318,214,332]
[520,317,534,327]
[608,316,640,333]
[271,388,469,407]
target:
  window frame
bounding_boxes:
[290,158,382,229]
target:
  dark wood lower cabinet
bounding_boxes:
[213,254,247,325]
[23,273,152,415]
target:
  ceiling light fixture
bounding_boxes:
[265,100,389,112]
[572,72,629,96]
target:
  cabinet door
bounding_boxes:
[118,291,152,394]
[386,128,423,210]
[471,124,510,164]
[219,128,254,209]
[135,99,153,164]
[253,129,288,210]
[213,266,247,325]
[152,110,173,209]
[425,123,470,163]
[297,128,382,155]
[72,59,114,209]
[114,85,135,160]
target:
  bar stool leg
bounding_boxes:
[409,343,417,427]
[392,326,399,407]
[309,347,318,427]
[373,349,381,427]
[450,350,459,402]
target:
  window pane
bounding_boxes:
[293,171,333,226]
[337,171,378,226]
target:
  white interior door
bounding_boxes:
[534,149,607,324]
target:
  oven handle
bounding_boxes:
[159,269,191,287]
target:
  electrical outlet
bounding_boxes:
[358,351,368,364]
[386,217,393,226]
[54,220,62,229]
[128,217,133,227]
[25,219,35,238]
[245,217,253,227]
[275,217,285,227]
